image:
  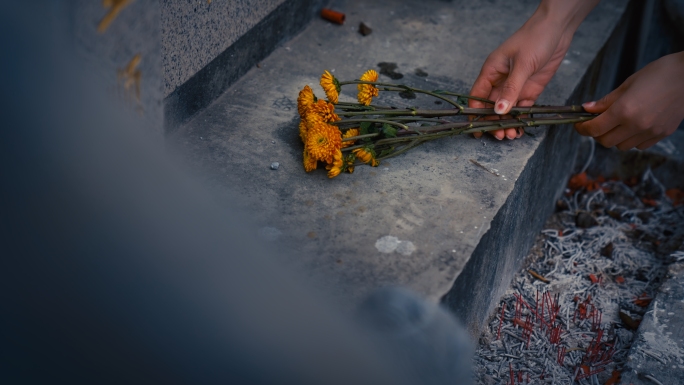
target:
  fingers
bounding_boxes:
[495,61,534,114]
[636,136,663,150]
[503,128,518,140]
[615,131,654,151]
[492,129,506,140]
[574,107,621,138]
[593,125,631,148]
[468,69,495,109]
[473,129,506,140]
[582,88,621,114]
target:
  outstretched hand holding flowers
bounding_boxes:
[469,0,684,149]
[296,69,595,178]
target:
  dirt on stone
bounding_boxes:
[377,62,403,79]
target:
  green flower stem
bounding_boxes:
[385,117,445,123]
[330,119,409,130]
[437,91,494,105]
[338,80,464,110]
[376,140,426,161]
[340,115,595,153]
[460,116,594,134]
[339,105,589,118]
[335,102,394,111]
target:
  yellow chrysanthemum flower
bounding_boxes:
[299,120,308,142]
[357,69,379,106]
[297,85,316,117]
[353,147,372,163]
[341,128,359,148]
[303,149,318,172]
[327,149,344,178]
[353,147,379,166]
[309,99,340,123]
[320,70,340,104]
[305,121,342,164]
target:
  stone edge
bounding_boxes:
[163,0,326,134]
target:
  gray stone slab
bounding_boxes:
[622,262,684,385]
[162,0,325,131]
[169,0,630,333]
[161,0,286,96]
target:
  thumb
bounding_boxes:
[582,89,620,114]
[495,63,533,115]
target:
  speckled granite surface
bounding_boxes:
[161,0,286,97]
[162,0,325,132]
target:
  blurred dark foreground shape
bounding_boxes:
[0,4,472,384]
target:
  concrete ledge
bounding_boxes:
[170,0,631,334]
[163,0,324,133]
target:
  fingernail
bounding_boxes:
[506,133,516,140]
[582,101,596,108]
[494,99,510,115]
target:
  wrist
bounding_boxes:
[534,0,600,34]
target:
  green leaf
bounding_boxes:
[456,96,469,106]
[432,89,447,94]
[378,148,394,158]
[360,121,373,135]
[382,123,397,138]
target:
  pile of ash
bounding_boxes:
[474,169,684,384]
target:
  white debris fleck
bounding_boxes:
[375,235,416,255]
[375,235,399,253]
[395,240,416,256]
[562,59,571,65]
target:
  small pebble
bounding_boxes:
[358,22,372,36]
[270,162,280,170]
[576,211,598,228]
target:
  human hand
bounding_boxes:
[575,52,684,150]
[469,1,599,140]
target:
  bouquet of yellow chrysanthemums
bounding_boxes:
[298,69,595,178]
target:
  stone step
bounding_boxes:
[169,0,634,335]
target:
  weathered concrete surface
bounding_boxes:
[169,0,631,333]
[71,0,163,134]
[622,262,684,385]
[163,0,325,131]
[161,0,286,96]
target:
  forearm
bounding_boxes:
[533,0,601,34]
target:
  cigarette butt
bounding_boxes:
[528,269,549,283]
[321,8,345,25]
